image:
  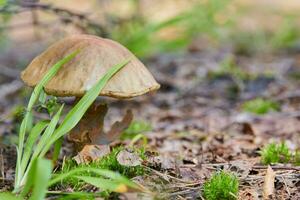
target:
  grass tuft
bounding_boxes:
[203,170,239,200]
[59,147,145,191]
[260,142,293,165]
[242,98,280,115]
[294,151,300,166]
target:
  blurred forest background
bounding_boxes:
[1,0,300,58]
[0,0,300,199]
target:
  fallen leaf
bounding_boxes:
[68,103,133,151]
[229,160,256,178]
[68,103,108,150]
[93,109,133,145]
[263,165,276,200]
[73,144,110,164]
[117,149,142,167]
[178,167,200,181]
[241,122,255,135]
[238,188,259,200]
[250,115,300,138]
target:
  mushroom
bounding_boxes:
[21,34,160,151]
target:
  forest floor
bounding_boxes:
[0,42,300,199]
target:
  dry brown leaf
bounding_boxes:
[68,103,108,150]
[73,144,110,164]
[93,109,133,145]
[117,149,142,167]
[229,160,256,178]
[178,167,200,181]
[68,103,133,151]
[250,116,300,137]
[263,165,276,200]
[238,188,259,200]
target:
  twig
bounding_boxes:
[201,163,300,171]
[263,166,275,199]
[0,80,23,102]
[252,165,300,171]
[0,2,109,36]
[0,65,20,78]
[168,187,201,197]
[279,174,291,197]
[144,166,194,184]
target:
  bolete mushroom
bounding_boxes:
[21,34,160,153]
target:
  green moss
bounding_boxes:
[242,98,280,115]
[89,147,145,178]
[260,142,292,165]
[203,171,239,200]
[294,151,300,166]
[59,146,145,191]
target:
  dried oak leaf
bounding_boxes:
[68,103,108,151]
[68,103,133,151]
[73,144,111,164]
[92,109,133,145]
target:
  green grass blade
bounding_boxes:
[21,105,64,186]
[18,50,79,150]
[52,136,64,164]
[21,158,37,197]
[20,120,49,178]
[40,58,131,157]
[75,176,127,192]
[27,51,79,110]
[48,167,136,189]
[0,193,22,200]
[46,191,101,199]
[22,158,52,199]
[29,158,52,200]
[15,51,79,189]
[34,105,64,158]
[15,110,32,187]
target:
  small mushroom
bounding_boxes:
[21,34,160,150]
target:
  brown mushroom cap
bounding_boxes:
[21,34,160,98]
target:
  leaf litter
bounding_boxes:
[0,42,300,198]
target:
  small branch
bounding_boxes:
[252,165,300,171]
[200,163,300,171]
[0,65,20,78]
[0,2,109,36]
[263,166,275,199]
[0,80,23,102]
